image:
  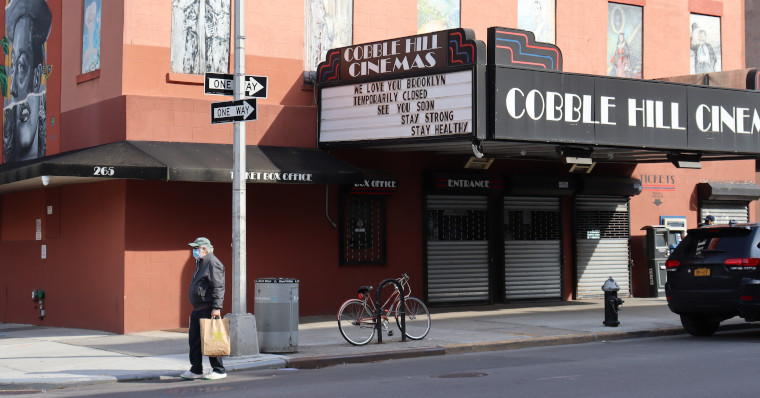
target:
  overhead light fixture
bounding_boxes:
[557,145,593,166]
[471,139,485,158]
[465,157,495,170]
[41,175,50,186]
[667,152,702,169]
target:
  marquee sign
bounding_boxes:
[317,29,486,146]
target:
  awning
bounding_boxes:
[697,182,760,201]
[0,141,364,194]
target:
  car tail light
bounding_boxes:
[724,258,760,270]
[665,260,680,269]
[741,295,754,301]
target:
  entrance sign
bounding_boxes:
[320,71,473,143]
[211,99,257,124]
[205,72,269,98]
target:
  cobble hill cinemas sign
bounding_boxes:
[317,29,485,145]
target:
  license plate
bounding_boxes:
[694,268,710,277]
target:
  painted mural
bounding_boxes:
[690,13,721,74]
[417,0,459,34]
[2,0,52,163]
[82,0,101,74]
[517,0,555,44]
[607,3,642,79]
[303,0,352,84]
[170,0,230,75]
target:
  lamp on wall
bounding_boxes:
[667,152,702,169]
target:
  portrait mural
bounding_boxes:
[82,0,101,74]
[303,0,352,84]
[3,0,52,163]
[517,0,555,44]
[170,0,230,75]
[417,0,460,34]
[690,14,721,74]
[607,3,642,79]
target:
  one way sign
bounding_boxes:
[211,99,257,124]
[204,72,268,98]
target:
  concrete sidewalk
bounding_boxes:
[0,298,752,391]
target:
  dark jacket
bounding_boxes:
[189,252,225,310]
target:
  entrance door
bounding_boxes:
[575,196,631,299]
[503,197,562,300]
[426,195,490,304]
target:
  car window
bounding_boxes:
[676,228,754,258]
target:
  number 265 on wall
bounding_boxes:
[93,166,115,176]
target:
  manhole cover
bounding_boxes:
[432,372,488,379]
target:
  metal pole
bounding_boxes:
[226,0,259,357]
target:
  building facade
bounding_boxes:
[0,0,756,334]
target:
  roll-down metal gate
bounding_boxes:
[426,195,490,304]
[575,196,631,299]
[699,201,749,224]
[504,197,561,300]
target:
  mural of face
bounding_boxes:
[9,16,41,161]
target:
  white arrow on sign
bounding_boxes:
[244,75,268,98]
[217,101,254,119]
[211,99,257,124]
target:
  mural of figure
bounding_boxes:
[531,0,548,42]
[609,33,631,77]
[204,0,230,73]
[4,0,52,163]
[303,0,352,84]
[693,29,717,73]
[82,0,101,74]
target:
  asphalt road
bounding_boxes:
[28,329,760,398]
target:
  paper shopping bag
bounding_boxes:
[200,317,231,357]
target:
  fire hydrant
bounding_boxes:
[602,277,624,327]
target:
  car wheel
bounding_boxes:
[680,314,720,336]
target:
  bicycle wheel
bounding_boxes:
[337,299,375,346]
[395,296,431,340]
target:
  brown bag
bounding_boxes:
[200,317,231,357]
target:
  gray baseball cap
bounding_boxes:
[188,237,212,247]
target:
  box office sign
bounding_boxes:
[492,66,760,154]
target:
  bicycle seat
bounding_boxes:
[357,286,373,295]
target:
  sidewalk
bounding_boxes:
[0,298,753,391]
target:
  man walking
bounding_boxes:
[181,237,228,380]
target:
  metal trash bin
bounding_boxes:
[254,278,299,353]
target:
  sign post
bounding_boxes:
[225,0,259,357]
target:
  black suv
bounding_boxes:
[665,223,760,336]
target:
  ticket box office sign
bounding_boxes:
[317,29,487,146]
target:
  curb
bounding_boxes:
[286,347,446,369]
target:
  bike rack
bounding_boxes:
[375,278,406,343]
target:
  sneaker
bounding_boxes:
[180,370,204,380]
[203,371,228,380]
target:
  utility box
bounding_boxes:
[254,278,299,353]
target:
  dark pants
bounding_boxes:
[188,307,225,374]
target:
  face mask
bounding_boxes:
[192,248,200,259]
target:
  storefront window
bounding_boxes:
[170,0,230,75]
[340,195,386,265]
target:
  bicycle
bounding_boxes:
[337,273,431,346]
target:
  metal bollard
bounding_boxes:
[602,277,624,327]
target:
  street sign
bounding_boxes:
[204,72,268,98]
[211,99,257,124]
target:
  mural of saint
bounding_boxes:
[4,0,52,163]
[417,0,460,34]
[303,0,352,84]
[606,3,642,79]
[518,0,555,44]
[82,0,102,74]
[690,14,721,74]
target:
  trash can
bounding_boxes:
[254,278,299,353]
